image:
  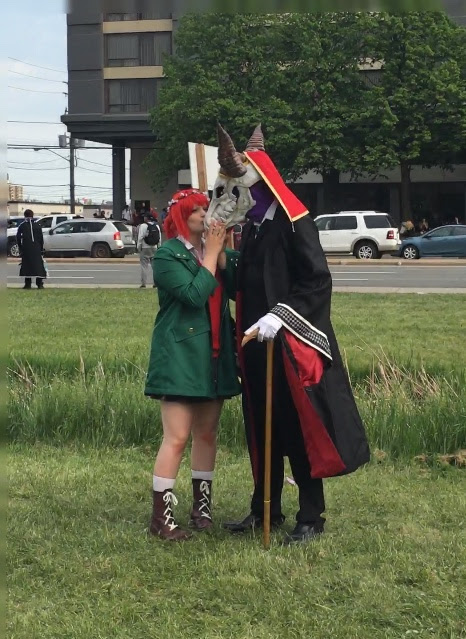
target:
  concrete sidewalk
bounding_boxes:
[7,256,466,267]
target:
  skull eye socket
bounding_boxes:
[232,186,240,199]
[216,185,225,198]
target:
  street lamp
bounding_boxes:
[34,138,76,215]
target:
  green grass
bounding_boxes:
[8,290,466,377]
[8,445,466,639]
[8,290,466,456]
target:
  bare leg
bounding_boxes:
[190,400,223,472]
[153,401,194,478]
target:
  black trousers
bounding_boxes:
[243,340,325,525]
[24,278,44,288]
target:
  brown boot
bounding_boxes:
[149,490,192,541]
[189,479,213,530]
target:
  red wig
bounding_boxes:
[163,189,210,240]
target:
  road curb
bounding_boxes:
[7,284,466,293]
[7,257,466,267]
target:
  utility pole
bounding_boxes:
[69,136,76,215]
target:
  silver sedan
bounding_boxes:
[44,220,136,258]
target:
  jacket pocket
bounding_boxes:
[172,322,210,343]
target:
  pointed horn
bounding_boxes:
[217,123,247,178]
[245,124,265,152]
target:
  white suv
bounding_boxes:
[314,211,400,259]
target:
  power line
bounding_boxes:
[8,121,64,125]
[9,71,67,84]
[76,157,113,168]
[76,156,130,171]
[22,184,114,189]
[7,167,68,171]
[8,159,65,165]
[9,163,111,175]
[11,164,117,176]
[8,57,67,74]
[8,144,150,150]
[75,164,112,175]
[8,86,68,95]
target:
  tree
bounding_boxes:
[147,11,466,221]
[146,12,388,203]
[368,12,466,221]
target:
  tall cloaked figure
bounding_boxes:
[16,209,47,289]
[206,125,370,544]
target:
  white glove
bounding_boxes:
[245,313,283,342]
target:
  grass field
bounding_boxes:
[8,289,466,376]
[8,445,466,639]
[8,290,466,638]
[8,290,466,456]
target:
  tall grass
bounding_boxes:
[8,290,466,457]
[8,354,465,457]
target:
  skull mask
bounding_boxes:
[205,124,269,229]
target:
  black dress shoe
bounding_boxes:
[223,512,285,533]
[282,522,324,545]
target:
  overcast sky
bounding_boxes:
[6,0,129,205]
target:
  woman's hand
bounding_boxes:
[203,223,226,276]
[205,222,226,258]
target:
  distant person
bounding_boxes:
[139,202,148,218]
[122,204,131,223]
[418,218,429,234]
[400,220,415,239]
[16,209,46,290]
[137,211,161,288]
[453,216,460,225]
[160,207,168,225]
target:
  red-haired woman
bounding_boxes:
[145,189,241,541]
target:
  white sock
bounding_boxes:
[153,476,175,492]
[191,470,214,481]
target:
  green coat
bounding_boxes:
[145,239,241,399]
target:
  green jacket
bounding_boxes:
[145,239,241,399]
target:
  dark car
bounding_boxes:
[399,225,466,259]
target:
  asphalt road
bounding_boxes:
[7,262,466,292]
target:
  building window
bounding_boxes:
[106,33,172,67]
[106,79,158,113]
[104,5,172,21]
[105,13,140,21]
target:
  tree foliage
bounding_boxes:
[147,11,466,218]
[369,12,466,218]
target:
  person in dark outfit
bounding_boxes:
[16,209,46,289]
[206,125,370,545]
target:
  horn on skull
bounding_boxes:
[217,123,247,178]
[245,124,265,152]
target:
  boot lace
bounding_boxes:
[198,481,212,520]
[163,491,179,532]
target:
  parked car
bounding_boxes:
[314,211,400,259]
[399,225,466,259]
[7,214,80,257]
[36,214,82,233]
[43,220,136,258]
[7,217,31,257]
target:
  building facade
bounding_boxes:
[8,183,24,201]
[62,2,179,215]
[63,2,466,223]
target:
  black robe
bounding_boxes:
[17,220,47,278]
[237,207,370,480]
